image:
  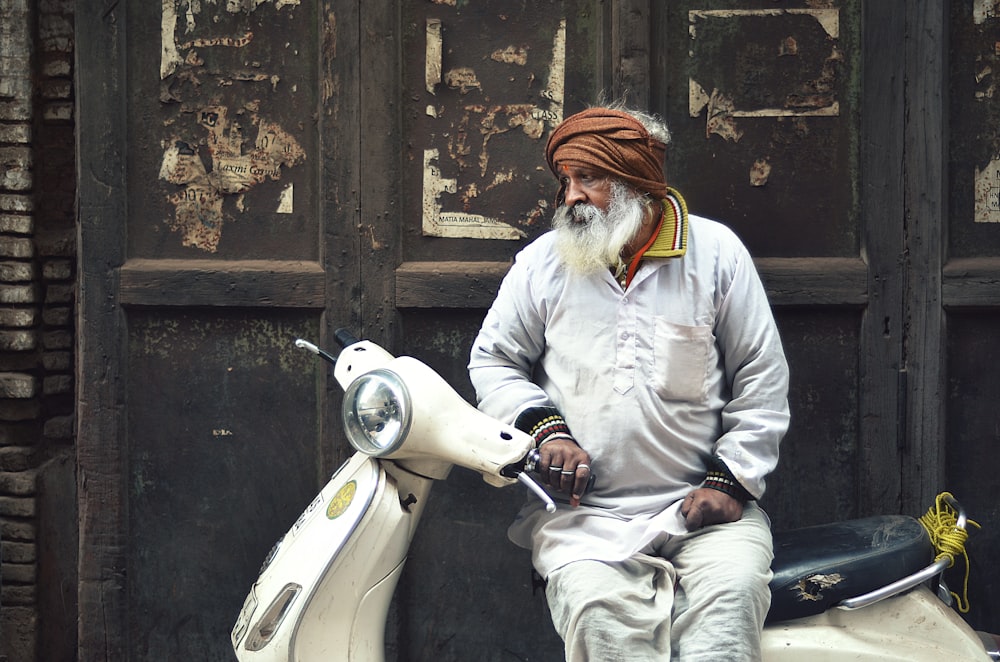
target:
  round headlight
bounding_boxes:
[341,369,411,456]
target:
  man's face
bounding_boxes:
[558,165,613,211]
[552,177,648,275]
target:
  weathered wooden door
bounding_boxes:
[77,2,353,660]
[76,1,997,661]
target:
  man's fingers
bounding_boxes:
[685,503,703,530]
[539,441,592,494]
[682,489,744,530]
[570,464,591,501]
[559,466,577,491]
[681,492,694,516]
[545,464,564,487]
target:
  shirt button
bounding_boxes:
[620,332,629,340]
[622,297,629,304]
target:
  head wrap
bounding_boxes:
[545,108,668,204]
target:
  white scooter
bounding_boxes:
[231,332,1000,661]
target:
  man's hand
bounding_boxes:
[681,487,743,530]
[536,439,592,508]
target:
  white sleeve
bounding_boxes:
[468,249,554,424]
[713,244,790,499]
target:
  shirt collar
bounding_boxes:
[620,188,689,287]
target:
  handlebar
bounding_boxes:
[334,328,360,348]
[293,338,338,366]
[293,329,359,365]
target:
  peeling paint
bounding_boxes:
[704,89,744,142]
[277,183,293,213]
[793,572,843,602]
[366,225,383,250]
[160,0,300,80]
[975,0,1000,25]
[161,0,185,79]
[426,19,443,94]
[976,56,996,102]
[690,9,839,40]
[444,67,483,94]
[419,16,564,240]
[689,75,841,119]
[780,36,799,57]
[422,149,525,240]
[491,45,529,66]
[321,10,338,107]
[178,32,254,49]
[546,19,567,120]
[974,157,1000,222]
[750,159,771,186]
[486,169,516,190]
[158,106,306,251]
[689,79,712,118]
[688,8,841,134]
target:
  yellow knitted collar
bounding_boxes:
[643,187,688,258]
[617,188,688,287]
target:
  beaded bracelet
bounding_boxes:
[513,406,578,449]
[702,457,754,503]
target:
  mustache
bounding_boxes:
[554,203,601,226]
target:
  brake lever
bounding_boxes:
[505,450,596,511]
[517,473,557,513]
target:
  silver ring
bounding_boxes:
[549,466,562,471]
[577,464,590,471]
[561,470,575,475]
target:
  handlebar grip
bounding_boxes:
[334,328,360,348]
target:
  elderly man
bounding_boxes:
[468,106,790,661]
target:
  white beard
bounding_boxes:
[552,181,649,275]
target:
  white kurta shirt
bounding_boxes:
[469,215,790,577]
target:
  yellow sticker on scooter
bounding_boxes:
[327,480,357,519]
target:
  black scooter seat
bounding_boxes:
[767,515,932,623]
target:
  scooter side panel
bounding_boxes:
[762,585,991,661]
[290,467,423,661]
[232,453,387,659]
[348,560,406,660]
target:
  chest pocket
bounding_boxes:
[652,318,714,402]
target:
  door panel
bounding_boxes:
[945,313,1000,632]
[946,1,1000,633]
[652,0,884,529]
[658,3,860,259]
[393,2,607,657]
[128,1,319,261]
[126,311,319,658]
[764,309,862,524]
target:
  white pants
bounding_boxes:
[544,504,773,662]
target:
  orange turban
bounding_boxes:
[545,108,668,203]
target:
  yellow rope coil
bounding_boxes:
[917,491,981,613]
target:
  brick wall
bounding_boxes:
[0,0,77,660]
